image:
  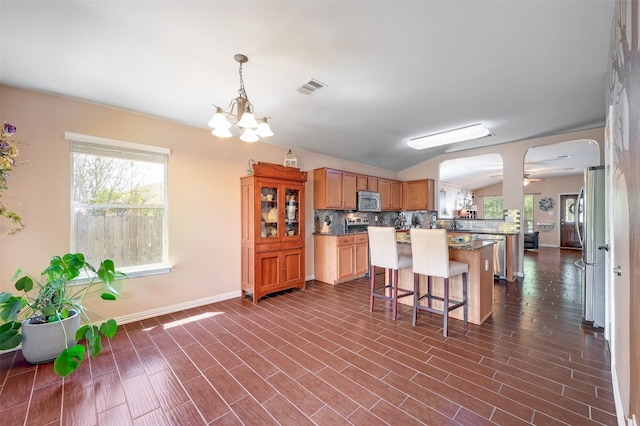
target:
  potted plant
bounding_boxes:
[0,253,125,377]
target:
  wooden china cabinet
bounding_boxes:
[241,162,307,303]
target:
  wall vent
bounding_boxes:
[297,78,327,96]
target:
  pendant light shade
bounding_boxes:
[240,128,259,143]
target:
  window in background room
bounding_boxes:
[483,196,504,219]
[524,195,534,232]
[68,133,169,274]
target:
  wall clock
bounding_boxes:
[538,197,554,211]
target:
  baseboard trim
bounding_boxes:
[115,290,242,326]
[612,361,630,426]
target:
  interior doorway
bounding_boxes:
[560,193,581,249]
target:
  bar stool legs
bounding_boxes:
[370,264,410,320]
[412,272,468,336]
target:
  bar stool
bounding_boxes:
[409,228,468,336]
[367,226,414,320]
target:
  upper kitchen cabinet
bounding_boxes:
[378,178,390,210]
[356,175,367,191]
[379,179,402,211]
[356,174,378,192]
[313,168,356,210]
[402,179,434,211]
[390,180,402,210]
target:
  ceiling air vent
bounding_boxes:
[297,78,327,96]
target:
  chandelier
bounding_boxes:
[208,54,274,142]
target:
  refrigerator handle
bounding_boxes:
[575,186,585,247]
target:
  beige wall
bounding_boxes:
[0,85,398,321]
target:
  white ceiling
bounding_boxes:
[0,1,614,178]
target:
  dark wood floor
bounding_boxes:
[0,247,616,425]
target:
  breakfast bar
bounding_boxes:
[395,233,495,325]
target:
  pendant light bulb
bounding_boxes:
[255,119,274,137]
[240,128,259,143]
[237,111,259,129]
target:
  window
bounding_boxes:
[483,196,504,219]
[67,132,169,275]
[523,195,534,232]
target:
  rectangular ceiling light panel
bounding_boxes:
[408,123,493,150]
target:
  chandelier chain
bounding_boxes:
[238,61,249,105]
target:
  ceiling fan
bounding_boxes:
[489,173,544,185]
[523,174,544,186]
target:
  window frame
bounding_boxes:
[66,132,171,278]
[523,194,534,232]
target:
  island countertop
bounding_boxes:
[396,233,496,250]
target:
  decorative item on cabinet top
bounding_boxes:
[247,159,257,175]
[284,149,297,168]
[251,162,307,181]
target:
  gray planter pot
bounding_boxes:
[21,310,81,364]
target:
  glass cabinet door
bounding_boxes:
[260,185,278,238]
[284,187,300,237]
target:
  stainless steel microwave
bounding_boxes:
[357,191,381,212]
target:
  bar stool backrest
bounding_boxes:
[367,227,400,270]
[410,228,451,278]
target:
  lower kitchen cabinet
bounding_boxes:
[314,234,369,284]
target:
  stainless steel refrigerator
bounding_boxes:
[576,166,606,328]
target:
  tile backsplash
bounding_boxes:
[314,209,520,234]
[314,210,438,233]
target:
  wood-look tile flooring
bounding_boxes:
[0,248,616,425]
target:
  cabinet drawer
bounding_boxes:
[337,235,354,246]
[256,242,282,252]
[282,240,303,249]
[354,234,368,244]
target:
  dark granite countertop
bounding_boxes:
[313,231,368,236]
[396,235,496,251]
[448,230,519,235]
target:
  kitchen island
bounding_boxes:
[394,234,495,325]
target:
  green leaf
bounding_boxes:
[54,345,86,377]
[100,292,117,301]
[97,260,116,284]
[0,295,26,322]
[14,276,33,292]
[0,322,22,350]
[76,324,90,341]
[42,306,57,318]
[100,319,118,339]
[86,326,102,358]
